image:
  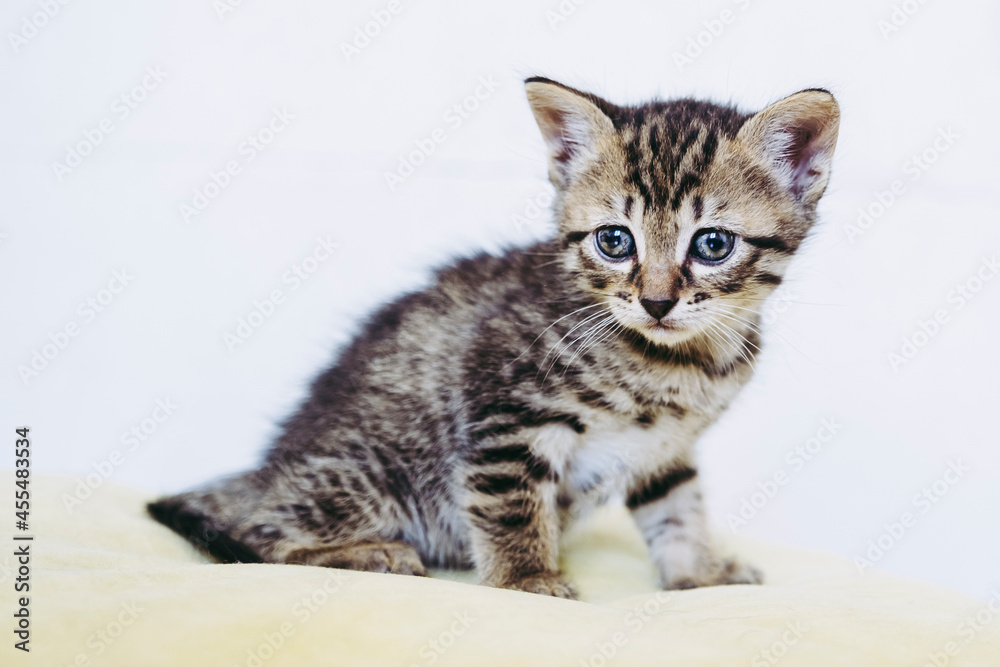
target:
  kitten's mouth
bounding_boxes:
[637,319,692,345]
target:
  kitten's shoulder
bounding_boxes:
[430,240,562,304]
[328,239,560,358]
[436,240,559,285]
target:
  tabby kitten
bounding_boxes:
[149,77,840,599]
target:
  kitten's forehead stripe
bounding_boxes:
[607,100,749,213]
[647,129,660,161]
[694,131,719,173]
[669,172,701,212]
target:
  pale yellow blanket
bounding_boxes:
[6,472,999,666]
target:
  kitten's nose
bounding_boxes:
[640,298,677,321]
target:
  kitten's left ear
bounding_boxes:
[738,89,841,206]
[524,77,617,188]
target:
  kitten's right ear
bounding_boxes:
[737,89,841,207]
[525,77,617,188]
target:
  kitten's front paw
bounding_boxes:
[286,541,428,576]
[718,558,764,586]
[665,557,764,590]
[504,572,579,599]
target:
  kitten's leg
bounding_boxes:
[229,485,431,576]
[150,472,428,576]
[627,466,762,589]
[461,441,577,599]
[285,541,427,575]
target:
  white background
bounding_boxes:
[2,0,998,599]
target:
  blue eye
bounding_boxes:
[595,227,636,260]
[690,229,735,262]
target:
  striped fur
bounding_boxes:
[149,78,839,598]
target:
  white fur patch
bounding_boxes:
[534,413,692,513]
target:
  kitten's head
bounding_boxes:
[525,77,839,348]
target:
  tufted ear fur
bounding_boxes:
[524,77,618,188]
[737,89,840,206]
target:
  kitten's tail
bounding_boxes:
[147,475,263,564]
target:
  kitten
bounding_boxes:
[149,77,839,599]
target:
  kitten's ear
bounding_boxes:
[737,89,840,205]
[524,77,617,188]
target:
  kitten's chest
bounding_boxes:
[573,418,688,493]
[534,406,708,508]
[540,362,747,505]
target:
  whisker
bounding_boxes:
[701,308,765,353]
[699,304,763,330]
[530,259,567,269]
[703,319,756,371]
[697,323,730,365]
[542,314,615,383]
[542,309,612,360]
[703,304,814,363]
[559,317,619,378]
[508,301,606,366]
[709,303,823,371]
[577,321,626,370]
[572,318,623,365]
[714,303,766,316]
[538,310,613,379]
[724,297,845,307]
